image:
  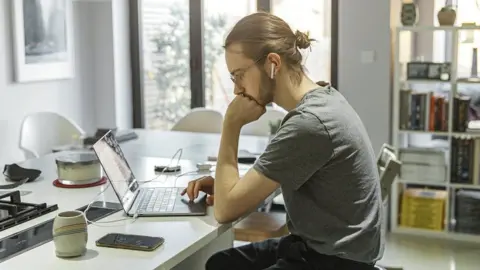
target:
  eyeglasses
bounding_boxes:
[229,56,265,87]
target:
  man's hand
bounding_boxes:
[181,176,215,205]
[225,94,266,127]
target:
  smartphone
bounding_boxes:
[96,233,165,251]
[154,165,181,173]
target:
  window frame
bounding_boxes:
[129,0,338,128]
[440,0,480,76]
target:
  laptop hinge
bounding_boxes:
[125,188,142,215]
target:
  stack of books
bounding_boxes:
[455,190,480,235]
[450,136,480,185]
[399,90,471,132]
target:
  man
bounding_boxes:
[181,12,384,270]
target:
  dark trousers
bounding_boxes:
[206,235,376,270]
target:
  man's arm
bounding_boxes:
[214,121,280,223]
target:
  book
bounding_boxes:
[453,95,471,132]
[450,136,480,185]
[399,90,448,131]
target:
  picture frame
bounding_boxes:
[406,62,429,79]
[406,62,451,81]
[12,0,75,83]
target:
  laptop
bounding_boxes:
[92,130,207,217]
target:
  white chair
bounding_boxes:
[19,112,85,159]
[171,108,223,134]
[376,144,403,270]
[241,107,286,136]
[377,144,401,201]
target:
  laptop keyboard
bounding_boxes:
[138,188,178,213]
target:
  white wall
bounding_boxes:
[0,0,131,164]
[89,0,133,130]
[338,0,396,153]
[112,0,133,129]
[0,0,96,163]
[90,2,117,128]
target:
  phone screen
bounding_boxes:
[96,233,164,251]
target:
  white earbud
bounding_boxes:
[270,64,275,79]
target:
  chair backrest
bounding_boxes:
[377,143,395,169]
[377,143,401,201]
[241,107,287,136]
[171,108,223,134]
[19,112,85,159]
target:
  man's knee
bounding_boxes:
[205,250,229,270]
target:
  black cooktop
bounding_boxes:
[0,191,58,232]
[0,200,121,263]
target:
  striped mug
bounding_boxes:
[52,210,88,258]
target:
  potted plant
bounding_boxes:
[437,4,457,26]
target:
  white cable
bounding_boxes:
[140,148,183,185]
[83,147,184,225]
[82,183,132,225]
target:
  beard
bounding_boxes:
[258,71,275,106]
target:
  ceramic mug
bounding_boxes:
[52,210,88,258]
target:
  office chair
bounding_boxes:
[377,144,396,172]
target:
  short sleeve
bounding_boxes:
[253,111,334,190]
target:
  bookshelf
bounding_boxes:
[392,25,480,242]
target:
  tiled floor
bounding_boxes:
[236,234,480,270]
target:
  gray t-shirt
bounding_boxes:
[254,87,384,264]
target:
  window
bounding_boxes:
[141,0,191,130]
[272,0,332,82]
[456,0,480,79]
[204,0,257,112]
[131,0,338,129]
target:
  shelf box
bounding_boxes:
[400,163,446,183]
[399,148,447,166]
[400,188,447,231]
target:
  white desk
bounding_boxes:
[0,130,270,270]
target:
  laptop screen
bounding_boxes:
[92,131,139,211]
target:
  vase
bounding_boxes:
[401,3,419,26]
[52,210,88,258]
[437,8,456,26]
